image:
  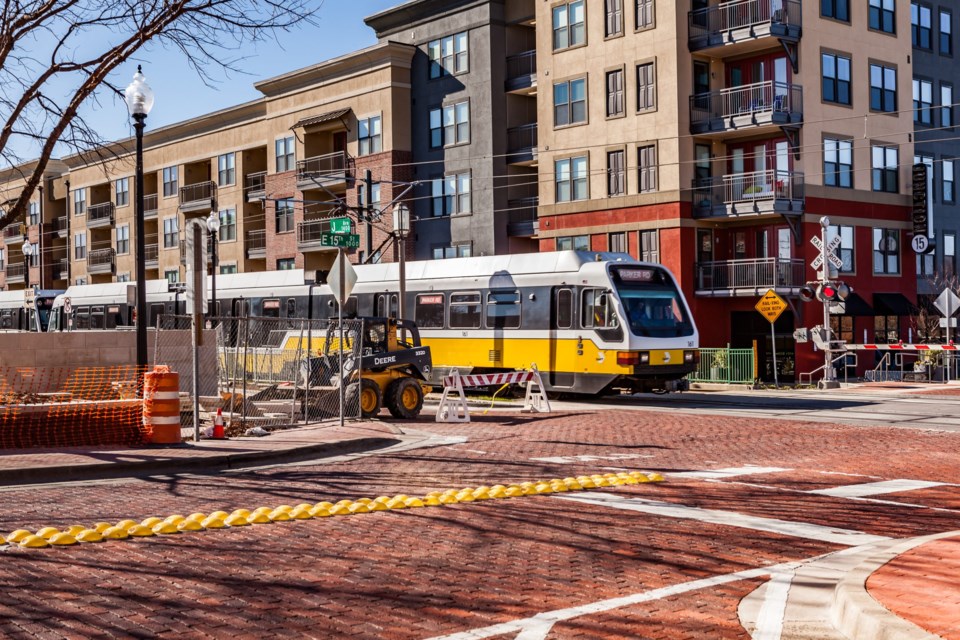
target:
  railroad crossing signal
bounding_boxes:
[755,289,788,324]
[810,235,843,270]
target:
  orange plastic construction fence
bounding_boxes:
[142,366,182,444]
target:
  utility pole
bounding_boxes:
[364,169,373,263]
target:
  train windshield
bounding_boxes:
[34,297,54,332]
[612,266,694,338]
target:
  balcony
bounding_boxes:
[688,0,801,57]
[55,216,69,239]
[2,224,24,244]
[5,262,24,283]
[505,50,537,95]
[144,244,159,269]
[245,171,266,202]
[693,170,804,218]
[87,202,114,229]
[87,248,115,275]
[690,81,802,136]
[297,218,343,253]
[507,124,538,167]
[296,151,350,191]
[54,259,69,281]
[143,194,158,220]
[506,198,539,237]
[246,229,266,259]
[696,258,805,297]
[179,181,217,214]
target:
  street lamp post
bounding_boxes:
[206,211,220,317]
[393,204,410,339]
[22,238,33,290]
[124,66,155,371]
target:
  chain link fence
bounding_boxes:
[154,316,366,437]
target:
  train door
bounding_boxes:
[375,293,398,318]
[550,287,576,388]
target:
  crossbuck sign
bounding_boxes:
[810,235,843,270]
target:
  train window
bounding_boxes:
[555,289,573,329]
[486,290,521,329]
[90,306,105,329]
[0,310,11,330]
[262,299,280,318]
[286,298,297,318]
[449,292,481,329]
[582,289,619,329]
[149,303,165,327]
[75,308,90,329]
[106,305,122,329]
[415,294,445,328]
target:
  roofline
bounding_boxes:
[364,0,499,37]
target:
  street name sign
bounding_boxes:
[329,217,352,235]
[755,289,788,324]
[320,233,360,248]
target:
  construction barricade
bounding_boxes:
[142,366,181,444]
[436,364,550,423]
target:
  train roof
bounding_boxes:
[215,269,307,291]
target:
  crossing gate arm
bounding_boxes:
[436,364,551,423]
[842,344,960,351]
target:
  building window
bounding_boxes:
[218,153,235,186]
[870,64,897,112]
[640,230,659,263]
[609,232,627,253]
[555,156,588,202]
[275,136,295,172]
[943,83,955,127]
[162,166,178,197]
[219,208,236,241]
[73,188,85,216]
[638,144,657,193]
[220,264,238,275]
[869,0,895,33]
[0,248,4,268]
[275,198,294,233]
[115,177,129,207]
[871,145,899,192]
[277,258,295,271]
[605,0,623,36]
[944,159,955,203]
[821,53,851,105]
[74,232,86,260]
[117,273,130,283]
[358,115,382,156]
[428,32,468,78]
[913,3,932,48]
[607,150,625,196]
[606,68,624,117]
[28,202,38,225]
[827,225,854,272]
[945,232,957,278]
[636,62,656,112]
[163,217,179,248]
[941,9,953,55]
[429,102,469,147]
[432,244,472,260]
[914,79,933,124]
[824,138,853,188]
[431,173,471,217]
[636,0,653,29]
[874,228,900,274]
[358,182,382,209]
[554,78,587,127]
[822,0,849,21]
[164,269,179,284]
[557,235,589,251]
[553,0,585,50]
[116,225,129,255]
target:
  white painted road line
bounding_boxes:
[672,466,791,481]
[555,493,892,547]
[810,479,947,498]
[751,571,794,640]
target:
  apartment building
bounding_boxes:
[365,0,539,260]
[535,0,919,380]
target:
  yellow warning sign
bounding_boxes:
[755,289,788,324]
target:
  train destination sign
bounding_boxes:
[755,289,788,324]
[329,217,352,235]
[320,233,360,248]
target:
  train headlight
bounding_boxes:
[639,351,650,364]
[684,350,697,364]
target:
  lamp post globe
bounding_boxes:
[206,211,220,317]
[124,66,154,372]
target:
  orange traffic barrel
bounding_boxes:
[143,366,181,444]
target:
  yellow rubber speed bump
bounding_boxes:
[577,476,597,488]
[164,515,186,526]
[472,488,490,500]
[200,516,226,529]
[224,514,250,527]
[177,520,204,532]
[48,532,78,546]
[267,509,292,522]
[140,517,163,529]
[647,472,665,482]
[126,525,154,537]
[251,507,272,517]
[65,525,87,537]
[289,507,313,520]
[308,505,331,518]
[385,499,407,509]
[294,503,313,511]
[333,500,353,508]
[94,522,113,533]
[248,512,272,524]
[35,527,60,540]
[423,496,442,506]
[207,510,230,520]
[76,529,103,543]
[439,494,459,504]
[426,491,443,498]
[505,487,524,497]
[6,529,33,544]
[19,535,49,548]
[315,501,336,510]
[348,503,371,514]
[534,483,553,494]
[152,522,180,535]
[392,495,409,502]
[230,509,251,519]
[102,526,129,540]
[355,498,374,505]
[115,519,138,531]
[373,496,391,505]
[550,483,569,493]
[455,491,475,502]
[186,513,207,522]
[403,498,425,508]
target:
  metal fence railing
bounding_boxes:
[688,347,755,383]
[696,258,805,292]
[690,81,802,128]
[689,0,802,48]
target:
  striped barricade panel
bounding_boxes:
[442,371,536,388]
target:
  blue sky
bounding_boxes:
[78,0,400,149]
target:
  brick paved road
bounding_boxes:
[2,406,960,638]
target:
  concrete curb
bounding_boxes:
[831,530,958,640]
[0,436,401,486]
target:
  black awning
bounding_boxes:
[840,292,874,316]
[292,107,352,130]
[874,292,919,316]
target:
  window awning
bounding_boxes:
[839,292,874,316]
[292,108,352,130]
[874,292,919,316]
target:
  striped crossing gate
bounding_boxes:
[436,364,551,423]
[842,343,959,351]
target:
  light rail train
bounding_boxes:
[0,289,64,332]
[47,251,699,395]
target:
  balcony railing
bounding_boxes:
[143,193,158,220]
[245,171,267,201]
[54,259,69,281]
[696,258,805,295]
[2,224,24,244]
[144,243,159,267]
[507,124,538,165]
[87,248,115,274]
[506,198,539,237]
[87,202,114,228]
[296,151,350,188]
[690,81,802,134]
[55,216,68,238]
[246,229,266,258]
[506,50,537,92]
[297,218,344,251]
[688,0,802,51]
[179,181,217,213]
[693,170,804,217]
[5,262,24,282]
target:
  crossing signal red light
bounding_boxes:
[799,284,816,302]
[816,282,851,302]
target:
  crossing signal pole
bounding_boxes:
[808,216,848,389]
